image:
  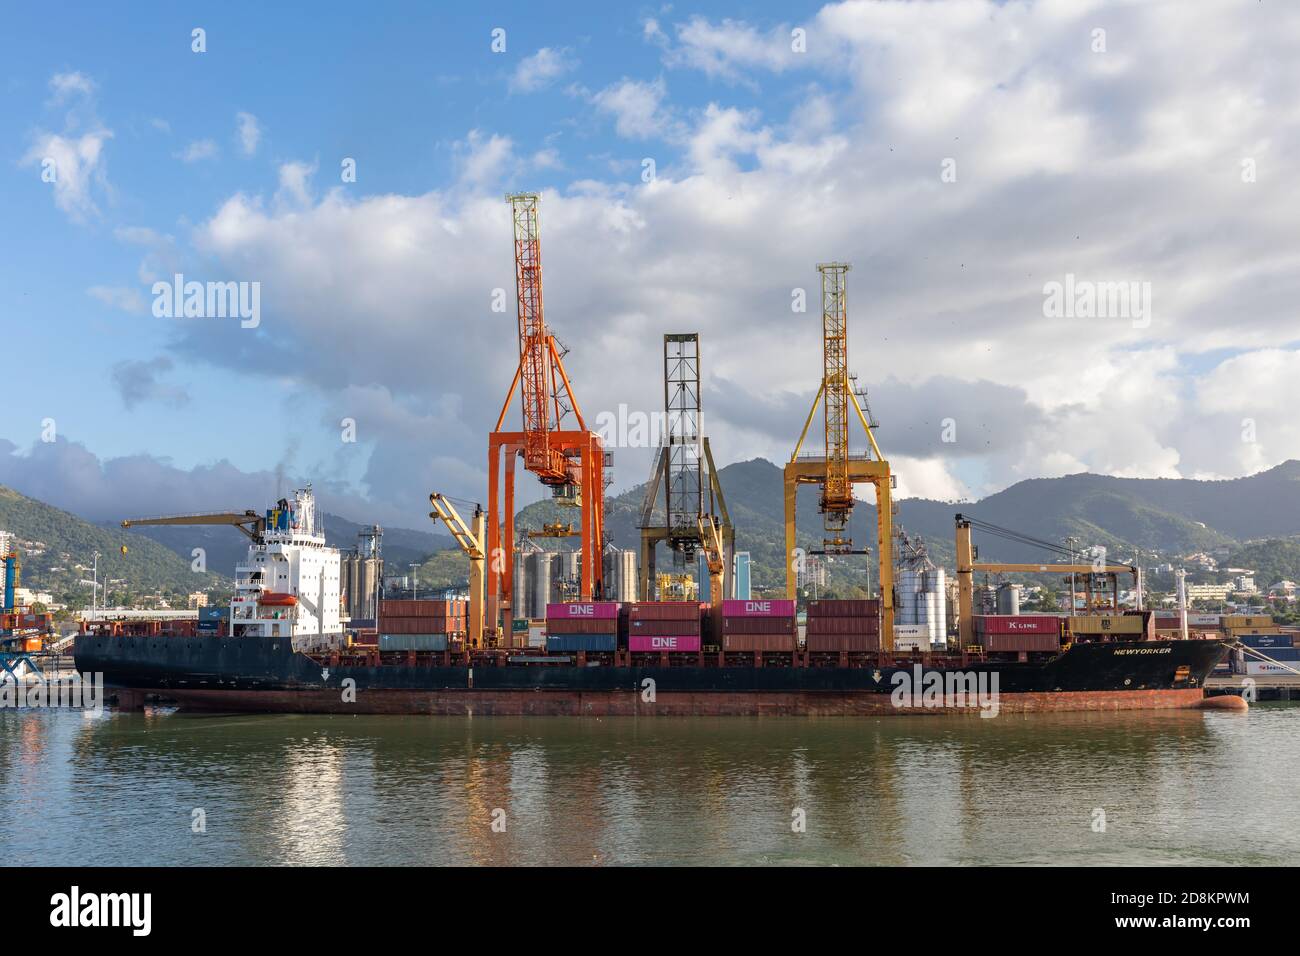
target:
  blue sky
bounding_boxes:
[3,1,1299,529]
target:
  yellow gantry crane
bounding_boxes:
[784,262,896,647]
[954,514,1142,647]
[428,493,486,649]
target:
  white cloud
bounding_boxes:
[49,71,96,102]
[64,0,1300,519]
[591,77,676,140]
[510,47,578,93]
[275,160,317,206]
[22,128,113,220]
[235,111,261,155]
[175,139,218,163]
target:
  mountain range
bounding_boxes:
[4,458,1300,605]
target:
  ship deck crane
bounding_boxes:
[955,514,1142,647]
[487,193,606,640]
[638,332,734,603]
[121,510,268,542]
[784,263,896,647]
[428,494,485,649]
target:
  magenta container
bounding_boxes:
[629,634,702,652]
[545,602,620,620]
[719,599,796,618]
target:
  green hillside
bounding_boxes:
[413,458,1300,596]
[0,485,225,609]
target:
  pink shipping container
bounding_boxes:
[545,601,620,620]
[719,599,796,618]
[974,615,1060,636]
[629,634,702,652]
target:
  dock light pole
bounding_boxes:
[92,550,101,614]
[409,563,419,600]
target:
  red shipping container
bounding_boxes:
[974,616,1060,636]
[629,619,701,636]
[805,633,880,653]
[381,599,463,617]
[628,602,702,622]
[629,634,702,652]
[543,618,618,635]
[545,601,620,620]
[979,633,1060,652]
[807,616,880,635]
[721,616,795,635]
[807,599,879,617]
[722,633,797,652]
[719,599,796,618]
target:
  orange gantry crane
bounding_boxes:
[487,193,606,642]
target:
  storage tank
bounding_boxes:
[529,552,554,619]
[733,552,752,600]
[512,551,530,619]
[996,583,1022,616]
[602,548,637,602]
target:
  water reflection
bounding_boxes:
[0,706,1292,866]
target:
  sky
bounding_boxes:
[2,0,1299,533]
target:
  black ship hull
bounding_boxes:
[73,633,1230,716]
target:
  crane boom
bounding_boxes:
[429,494,485,648]
[121,511,266,541]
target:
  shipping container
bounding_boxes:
[893,635,929,652]
[1223,615,1273,629]
[199,606,229,621]
[379,634,449,652]
[628,602,703,622]
[546,634,618,653]
[629,618,701,636]
[1066,615,1145,635]
[545,601,620,620]
[894,624,929,638]
[1240,634,1295,648]
[379,617,464,634]
[1241,645,1300,660]
[806,616,881,635]
[806,599,879,617]
[628,634,702,652]
[719,599,796,618]
[979,633,1060,652]
[1243,660,1298,675]
[544,617,618,635]
[804,633,879,653]
[975,615,1061,635]
[722,633,797,652]
[720,616,795,635]
[381,599,465,617]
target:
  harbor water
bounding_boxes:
[2,706,1297,866]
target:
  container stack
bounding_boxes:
[717,599,796,652]
[546,601,620,652]
[377,598,466,652]
[1064,612,1152,641]
[627,602,701,652]
[805,599,880,652]
[975,615,1061,652]
[197,605,229,634]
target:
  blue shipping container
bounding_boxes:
[1240,634,1295,648]
[546,634,618,653]
[379,634,448,652]
[1242,646,1300,660]
[199,606,229,621]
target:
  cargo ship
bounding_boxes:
[74,489,1232,716]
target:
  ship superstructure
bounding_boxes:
[230,488,342,650]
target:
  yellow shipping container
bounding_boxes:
[1222,615,1273,629]
[1068,615,1146,635]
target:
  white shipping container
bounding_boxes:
[1189,613,1220,626]
[1244,661,1296,675]
[894,635,928,651]
[528,624,546,648]
[894,624,928,638]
